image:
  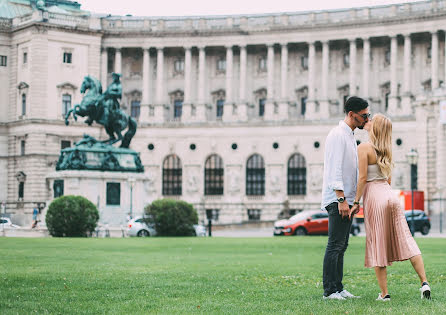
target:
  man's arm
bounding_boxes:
[325,133,349,218]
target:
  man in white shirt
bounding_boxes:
[321,96,370,300]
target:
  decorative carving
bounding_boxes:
[228,169,240,193]
[310,164,323,192]
[187,175,198,193]
[269,175,281,195]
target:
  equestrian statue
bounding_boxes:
[65,73,136,148]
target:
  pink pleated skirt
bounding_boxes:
[363,180,421,268]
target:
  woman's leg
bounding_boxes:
[409,255,428,284]
[374,266,388,296]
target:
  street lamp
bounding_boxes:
[128,177,136,219]
[437,185,445,234]
[406,149,419,236]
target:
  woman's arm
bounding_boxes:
[353,143,369,205]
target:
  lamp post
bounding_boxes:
[406,149,419,236]
[128,177,136,219]
[438,185,445,234]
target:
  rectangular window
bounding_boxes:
[217,59,226,72]
[20,140,25,156]
[131,101,140,118]
[23,52,27,64]
[53,180,64,198]
[301,97,307,116]
[174,59,184,73]
[62,94,71,116]
[301,56,308,70]
[63,52,72,64]
[385,92,390,111]
[61,140,71,150]
[216,99,224,118]
[206,209,220,221]
[247,209,261,221]
[258,57,267,72]
[18,182,24,199]
[259,98,265,117]
[21,94,26,116]
[174,100,182,118]
[0,55,6,67]
[106,182,121,205]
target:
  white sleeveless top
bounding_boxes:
[367,164,387,182]
[367,149,388,182]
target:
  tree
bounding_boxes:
[45,195,99,237]
[144,199,198,236]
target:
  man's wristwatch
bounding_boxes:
[337,197,345,203]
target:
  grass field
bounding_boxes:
[0,237,444,314]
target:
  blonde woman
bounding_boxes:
[351,114,431,301]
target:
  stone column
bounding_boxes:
[183,46,192,121]
[277,43,289,120]
[114,48,122,75]
[101,47,108,87]
[154,47,165,123]
[195,46,206,122]
[140,47,150,123]
[401,34,412,115]
[265,44,275,119]
[388,36,398,116]
[319,41,330,119]
[349,39,357,97]
[223,45,234,122]
[431,31,439,90]
[305,41,316,120]
[238,45,248,121]
[362,38,370,99]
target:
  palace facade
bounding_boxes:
[1,0,445,226]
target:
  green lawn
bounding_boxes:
[0,237,444,314]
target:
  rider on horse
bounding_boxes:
[96,72,122,126]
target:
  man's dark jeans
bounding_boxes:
[323,202,353,297]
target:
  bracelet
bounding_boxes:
[353,200,360,205]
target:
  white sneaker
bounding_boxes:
[376,293,391,301]
[339,289,360,298]
[323,292,346,300]
[420,282,431,299]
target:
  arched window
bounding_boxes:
[162,155,182,195]
[204,154,224,195]
[288,153,306,195]
[246,154,265,195]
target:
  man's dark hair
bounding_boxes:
[344,96,368,114]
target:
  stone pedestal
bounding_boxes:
[401,95,412,115]
[237,103,248,122]
[46,171,150,226]
[277,102,289,120]
[223,103,234,122]
[305,100,317,120]
[387,96,399,116]
[264,101,275,120]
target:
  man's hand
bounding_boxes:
[349,204,360,219]
[338,201,350,219]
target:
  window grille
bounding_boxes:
[163,155,182,195]
[246,154,265,195]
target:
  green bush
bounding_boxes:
[144,199,198,236]
[45,195,99,237]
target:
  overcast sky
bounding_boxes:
[79,0,413,17]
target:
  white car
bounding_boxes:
[127,216,207,237]
[0,217,21,229]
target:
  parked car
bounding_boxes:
[273,210,360,236]
[127,216,207,237]
[405,210,431,235]
[0,217,20,229]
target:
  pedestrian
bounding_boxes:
[351,113,431,301]
[31,207,38,229]
[321,96,369,300]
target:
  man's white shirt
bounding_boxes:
[321,120,358,209]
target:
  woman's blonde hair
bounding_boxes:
[369,113,393,178]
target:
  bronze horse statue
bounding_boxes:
[64,75,137,148]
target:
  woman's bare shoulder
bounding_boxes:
[357,142,373,152]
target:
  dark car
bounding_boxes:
[405,210,431,235]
